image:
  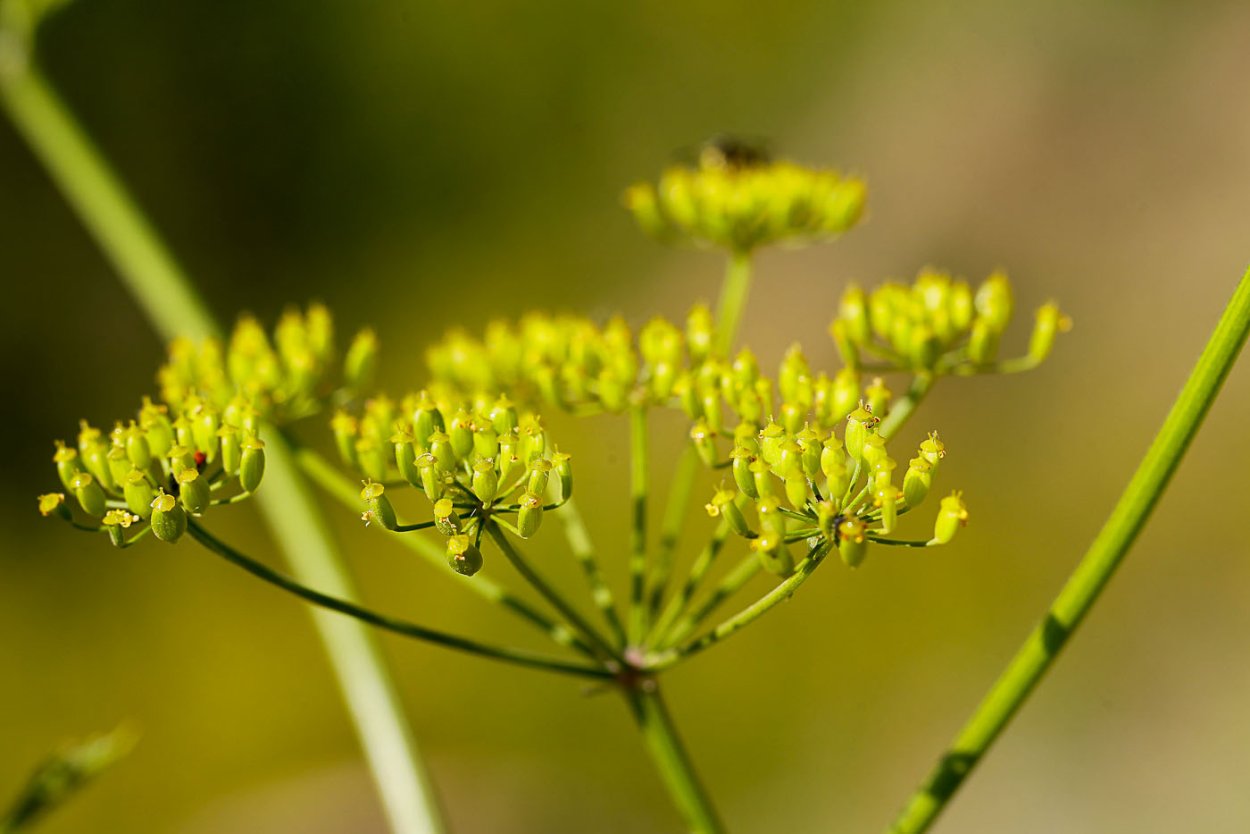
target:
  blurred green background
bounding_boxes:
[3,1,1250,831]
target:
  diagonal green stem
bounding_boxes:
[486,525,624,666]
[627,406,650,644]
[624,682,725,834]
[294,444,594,656]
[648,519,731,647]
[1,64,446,834]
[558,495,629,646]
[648,541,832,671]
[886,266,1250,834]
[878,372,934,440]
[661,552,761,649]
[187,521,613,680]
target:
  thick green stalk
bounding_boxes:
[627,406,650,644]
[647,541,831,671]
[886,267,1250,834]
[2,65,445,834]
[624,683,725,834]
[187,521,612,680]
[878,372,934,440]
[645,446,701,620]
[294,445,594,656]
[713,252,753,356]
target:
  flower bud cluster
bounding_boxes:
[39,397,266,546]
[158,303,377,424]
[624,157,866,254]
[332,391,573,576]
[830,269,1071,373]
[706,404,967,573]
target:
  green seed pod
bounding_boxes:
[974,271,1013,333]
[411,392,443,449]
[752,531,794,577]
[471,459,500,504]
[784,472,809,509]
[519,419,546,463]
[690,419,718,468]
[122,469,156,518]
[778,401,804,435]
[123,423,153,469]
[839,284,871,344]
[1029,302,1070,364]
[526,458,551,497]
[755,495,787,538]
[446,534,484,577]
[53,443,86,492]
[360,482,398,531]
[517,492,544,538]
[331,412,360,469]
[778,345,811,406]
[865,377,892,419]
[433,498,460,536]
[552,451,573,502]
[489,395,518,435]
[168,444,196,477]
[192,405,221,462]
[830,368,860,423]
[686,304,714,364]
[836,516,868,568]
[907,325,941,371]
[706,488,750,537]
[71,472,107,518]
[950,280,974,332]
[344,328,380,390]
[845,405,878,462]
[218,425,243,476]
[38,492,70,521]
[416,454,445,502]
[427,430,456,473]
[171,415,195,451]
[732,421,759,455]
[239,437,266,492]
[919,432,946,472]
[150,492,187,543]
[773,438,803,480]
[967,316,999,364]
[106,445,132,489]
[758,421,786,469]
[392,429,421,487]
[750,458,775,500]
[931,491,969,545]
[860,433,887,470]
[903,456,933,507]
[795,426,822,480]
[675,374,702,421]
[875,485,899,534]
[472,422,500,462]
[448,410,475,460]
[731,447,758,499]
[139,399,174,458]
[176,468,210,515]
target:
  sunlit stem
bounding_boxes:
[627,406,650,645]
[558,495,629,646]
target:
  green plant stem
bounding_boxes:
[1,65,446,834]
[648,519,731,647]
[486,525,624,666]
[661,553,762,649]
[878,372,934,439]
[647,541,832,671]
[646,445,701,620]
[187,521,612,680]
[627,406,650,645]
[624,683,725,834]
[293,444,594,656]
[886,266,1250,834]
[714,252,753,356]
[558,495,629,646]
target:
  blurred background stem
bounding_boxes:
[885,265,1250,834]
[0,62,446,834]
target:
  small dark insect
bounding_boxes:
[698,133,771,170]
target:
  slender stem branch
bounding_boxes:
[647,541,832,671]
[627,406,650,645]
[293,445,594,656]
[558,495,629,646]
[713,252,753,356]
[187,521,612,680]
[648,519,731,647]
[624,682,725,834]
[646,445,701,621]
[878,372,934,440]
[661,552,762,649]
[486,525,624,666]
[1,65,446,834]
[885,266,1250,834]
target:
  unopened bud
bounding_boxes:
[150,492,187,543]
[360,482,398,531]
[446,534,484,576]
